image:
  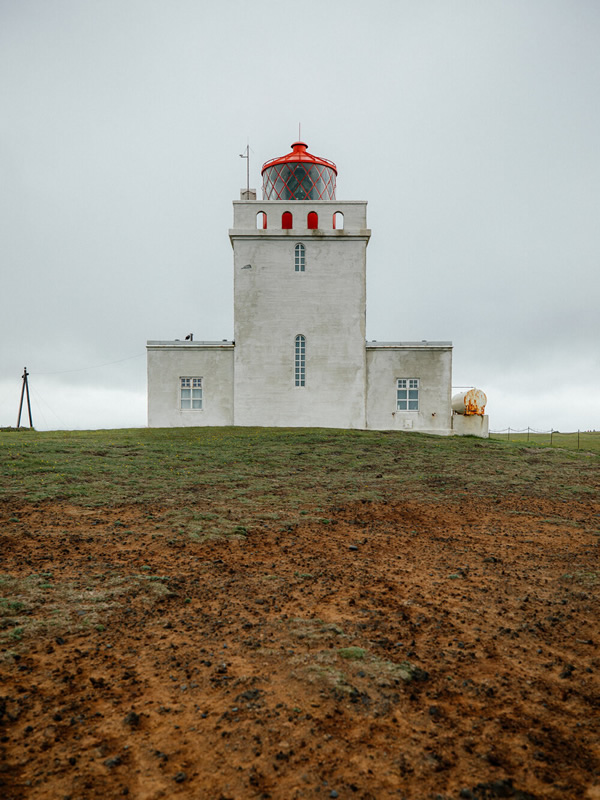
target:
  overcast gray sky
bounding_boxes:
[1,0,599,432]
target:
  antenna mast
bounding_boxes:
[239,143,250,194]
[17,367,33,429]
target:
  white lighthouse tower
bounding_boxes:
[231,141,371,428]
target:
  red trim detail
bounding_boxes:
[282,211,293,229]
[307,211,318,230]
[261,141,337,175]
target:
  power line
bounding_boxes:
[29,384,69,429]
[32,352,144,376]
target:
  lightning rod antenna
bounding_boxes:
[239,142,250,194]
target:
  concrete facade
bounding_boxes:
[147,171,487,436]
[231,201,369,428]
[451,413,490,438]
[147,341,234,427]
[366,343,453,434]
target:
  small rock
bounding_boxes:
[104,755,122,769]
[349,545,358,551]
[174,771,187,783]
[123,711,140,728]
[236,689,261,702]
[560,663,575,679]
[330,792,339,799]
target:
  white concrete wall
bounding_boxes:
[147,342,234,427]
[230,201,370,429]
[366,344,453,434]
[231,200,369,232]
[452,413,489,438]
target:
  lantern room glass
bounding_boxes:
[262,162,337,201]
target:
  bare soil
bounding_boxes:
[1,494,599,800]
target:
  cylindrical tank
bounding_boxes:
[452,388,487,416]
[261,141,337,201]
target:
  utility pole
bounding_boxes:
[17,367,33,429]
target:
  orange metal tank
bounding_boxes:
[452,389,487,416]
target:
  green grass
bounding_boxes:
[0,570,172,648]
[0,426,598,525]
[490,430,600,453]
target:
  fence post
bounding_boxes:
[527,427,530,442]
[550,429,553,447]
[507,427,510,442]
[578,430,580,450]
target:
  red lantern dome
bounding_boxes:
[261,142,337,201]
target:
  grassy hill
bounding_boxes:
[0,427,598,799]
[1,425,597,516]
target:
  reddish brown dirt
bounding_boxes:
[1,495,599,800]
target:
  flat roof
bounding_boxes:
[146,340,234,347]
[366,341,452,348]
[147,340,451,349]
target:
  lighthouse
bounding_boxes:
[231,141,371,428]
[146,138,487,436]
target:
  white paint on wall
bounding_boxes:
[452,414,490,437]
[147,341,233,427]
[231,201,369,429]
[366,343,453,434]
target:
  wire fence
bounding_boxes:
[490,428,600,452]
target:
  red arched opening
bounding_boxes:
[282,211,293,229]
[333,211,344,230]
[307,211,318,230]
[256,211,267,230]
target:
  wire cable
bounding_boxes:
[32,352,144,376]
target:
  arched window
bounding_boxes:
[282,211,293,229]
[333,211,344,230]
[294,243,305,272]
[256,211,267,230]
[295,335,306,387]
[307,211,318,230]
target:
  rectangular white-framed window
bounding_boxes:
[397,378,419,411]
[180,377,203,410]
